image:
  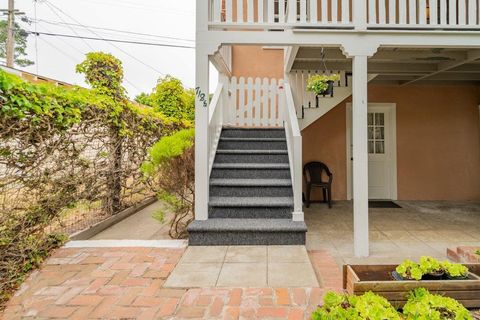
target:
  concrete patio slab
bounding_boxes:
[268,263,318,287]
[164,262,222,287]
[305,201,480,265]
[217,263,267,287]
[224,245,267,263]
[164,245,320,288]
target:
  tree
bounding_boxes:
[135,76,194,121]
[0,20,34,67]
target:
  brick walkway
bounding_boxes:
[2,247,342,319]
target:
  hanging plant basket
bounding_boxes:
[306,74,340,98]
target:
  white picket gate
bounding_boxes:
[225,77,285,128]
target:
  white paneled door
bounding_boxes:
[347,103,397,200]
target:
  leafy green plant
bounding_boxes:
[312,291,401,320]
[312,290,473,320]
[403,288,472,320]
[442,261,469,279]
[475,249,480,256]
[419,256,444,275]
[135,76,194,121]
[306,74,340,95]
[396,259,423,280]
[142,129,195,239]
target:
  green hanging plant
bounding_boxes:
[306,74,340,96]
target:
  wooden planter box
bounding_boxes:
[343,264,480,308]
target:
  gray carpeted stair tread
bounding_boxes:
[216,149,288,155]
[212,163,290,169]
[210,179,292,187]
[188,219,307,232]
[210,197,293,207]
[220,137,287,142]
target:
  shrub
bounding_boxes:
[141,129,195,239]
[403,288,472,320]
[135,76,195,121]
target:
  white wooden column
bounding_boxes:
[195,0,210,221]
[195,50,210,221]
[352,55,369,257]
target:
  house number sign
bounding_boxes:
[195,87,208,108]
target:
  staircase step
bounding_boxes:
[221,128,285,139]
[215,150,289,163]
[218,137,287,150]
[210,185,293,197]
[211,163,291,179]
[209,207,292,219]
[209,197,293,208]
[210,179,292,187]
[188,219,307,245]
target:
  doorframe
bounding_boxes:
[346,103,398,201]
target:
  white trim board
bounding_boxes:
[65,240,188,249]
[346,103,398,201]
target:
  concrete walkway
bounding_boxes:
[165,246,319,288]
[91,201,173,240]
[2,246,341,319]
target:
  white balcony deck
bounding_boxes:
[209,0,480,32]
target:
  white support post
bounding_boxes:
[354,0,367,30]
[352,55,369,258]
[195,50,210,221]
[195,1,211,221]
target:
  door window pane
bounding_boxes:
[367,112,386,155]
[368,141,375,154]
[368,113,374,125]
[375,141,385,154]
[375,113,384,126]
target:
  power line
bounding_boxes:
[42,0,168,76]
[37,36,143,93]
[43,1,95,51]
[28,31,195,49]
[37,35,78,64]
[31,18,194,43]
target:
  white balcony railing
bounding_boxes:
[209,0,479,30]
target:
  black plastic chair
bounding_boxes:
[303,162,333,208]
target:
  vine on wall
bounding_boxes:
[0,52,190,306]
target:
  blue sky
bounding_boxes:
[1,0,217,97]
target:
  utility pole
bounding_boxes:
[1,0,25,68]
[6,0,14,67]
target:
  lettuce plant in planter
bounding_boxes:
[419,256,445,279]
[403,288,472,320]
[306,74,340,97]
[442,261,469,280]
[395,259,423,281]
[311,291,401,320]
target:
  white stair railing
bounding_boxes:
[283,82,304,222]
[226,76,285,128]
[208,81,225,175]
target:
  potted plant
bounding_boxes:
[306,74,340,97]
[394,259,423,281]
[442,261,469,280]
[419,256,445,280]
